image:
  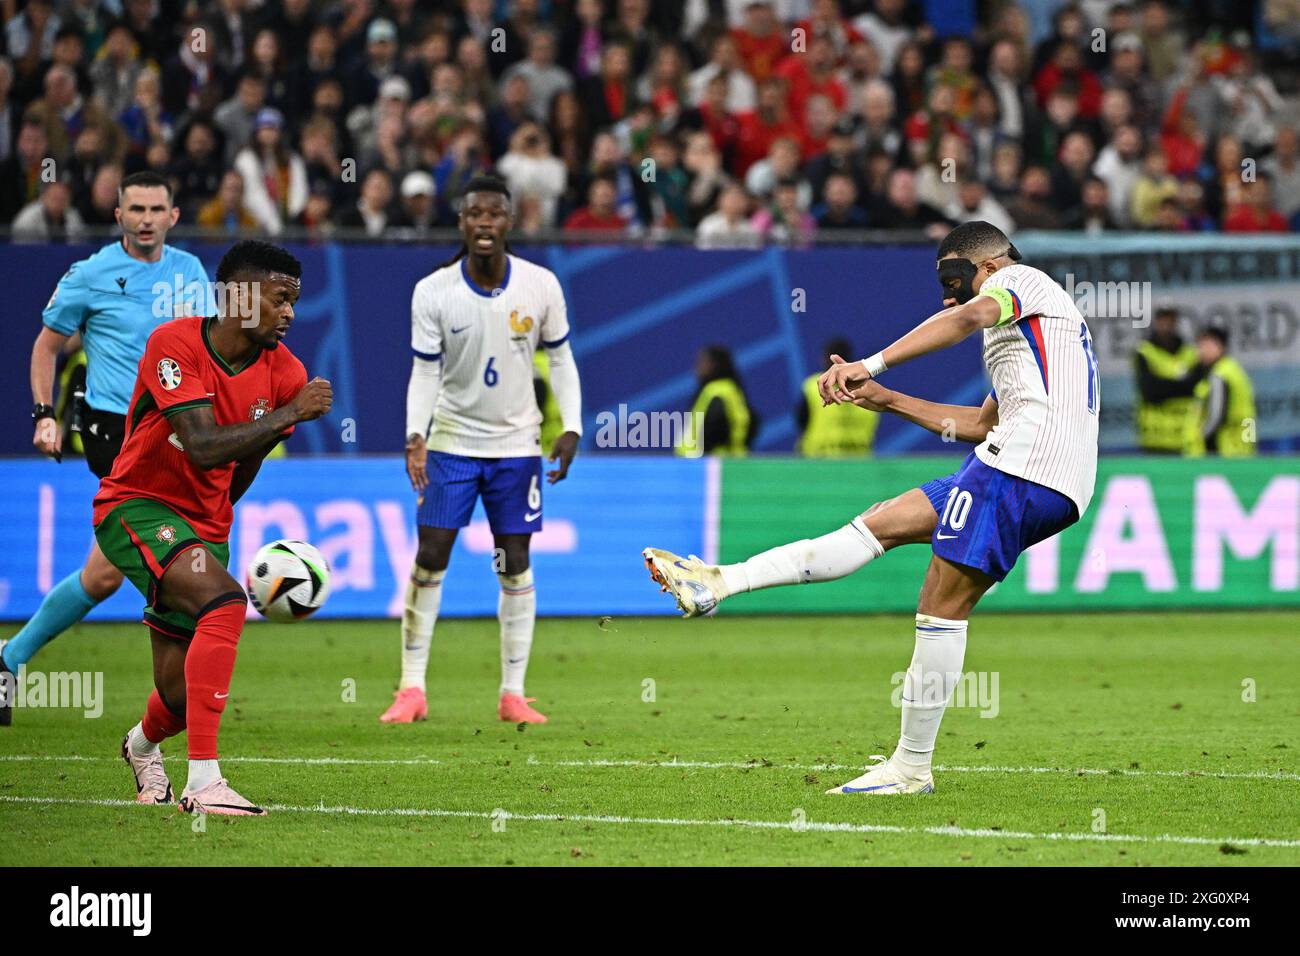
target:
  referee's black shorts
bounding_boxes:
[80,405,126,479]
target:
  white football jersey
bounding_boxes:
[973,264,1100,515]
[411,254,570,458]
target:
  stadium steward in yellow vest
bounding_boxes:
[678,345,754,457]
[1186,326,1256,457]
[1133,306,1204,453]
[799,338,879,456]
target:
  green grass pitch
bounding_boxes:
[2,611,1297,866]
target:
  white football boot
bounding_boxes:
[825,754,934,795]
[642,548,725,618]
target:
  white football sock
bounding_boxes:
[400,565,445,691]
[717,516,885,595]
[892,613,969,775]
[127,721,158,756]
[186,758,221,793]
[498,568,536,696]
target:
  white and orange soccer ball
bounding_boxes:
[246,539,331,622]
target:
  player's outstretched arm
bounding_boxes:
[850,379,998,444]
[820,297,1002,404]
[170,377,333,470]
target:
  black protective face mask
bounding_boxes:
[937,243,1022,304]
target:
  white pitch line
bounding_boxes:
[1,794,1298,849]
[1,752,1296,782]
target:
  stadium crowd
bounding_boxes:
[0,0,1297,242]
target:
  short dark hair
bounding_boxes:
[463,174,511,200]
[216,240,302,285]
[1198,325,1229,348]
[936,220,1012,262]
[119,170,173,202]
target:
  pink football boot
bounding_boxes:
[380,687,428,723]
[499,693,547,724]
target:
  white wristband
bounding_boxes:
[862,352,888,378]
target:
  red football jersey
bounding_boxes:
[94,316,308,542]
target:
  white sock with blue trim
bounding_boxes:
[892,613,968,775]
[718,517,884,595]
[498,569,536,696]
[400,566,445,691]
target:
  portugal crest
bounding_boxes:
[157,358,183,391]
[155,524,177,545]
[249,397,271,421]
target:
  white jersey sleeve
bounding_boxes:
[972,264,1100,515]
[539,270,571,348]
[411,278,443,360]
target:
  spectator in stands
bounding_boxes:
[395,170,439,233]
[857,78,901,160]
[915,129,969,213]
[0,117,51,223]
[1263,126,1300,222]
[1034,41,1103,120]
[1003,165,1061,230]
[854,0,911,74]
[118,69,173,165]
[88,22,144,123]
[985,38,1026,140]
[1214,48,1282,153]
[1223,175,1289,233]
[752,176,816,246]
[161,21,228,120]
[560,0,604,82]
[79,162,123,227]
[806,117,867,208]
[30,63,123,164]
[639,42,689,128]
[346,18,400,112]
[733,76,799,177]
[6,0,59,96]
[947,178,1015,235]
[1062,176,1116,233]
[0,57,14,163]
[583,131,644,226]
[214,72,267,164]
[13,178,85,241]
[168,118,224,217]
[261,0,317,67]
[247,28,291,112]
[287,23,341,119]
[1093,123,1144,228]
[697,182,760,249]
[1130,145,1178,227]
[1049,129,1096,216]
[498,121,568,229]
[198,168,258,233]
[776,33,847,127]
[798,93,838,161]
[732,1,786,84]
[744,135,805,205]
[987,141,1023,205]
[455,34,495,110]
[870,167,949,236]
[1139,0,1185,84]
[580,39,638,129]
[682,129,732,226]
[813,171,867,230]
[563,175,629,233]
[487,72,534,158]
[502,27,572,125]
[889,40,927,119]
[1105,33,1160,130]
[337,166,395,235]
[232,107,307,234]
[688,33,756,115]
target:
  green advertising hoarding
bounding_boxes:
[717,456,1300,613]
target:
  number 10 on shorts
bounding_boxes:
[940,487,972,532]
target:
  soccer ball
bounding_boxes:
[246,539,331,622]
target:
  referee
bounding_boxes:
[1,171,211,726]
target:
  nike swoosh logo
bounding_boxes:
[524,511,541,522]
[450,326,469,333]
[214,691,229,699]
[507,657,526,664]
[936,532,959,540]
[674,560,690,570]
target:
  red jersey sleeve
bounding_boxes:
[143,321,213,419]
[272,348,309,440]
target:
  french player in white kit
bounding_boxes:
[383,176,583,725]
[644,221,1099,793]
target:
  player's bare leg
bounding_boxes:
[122,632,185,804]
[644,488,938,617]
[494,533,546,724]
[0,539,124,726]
[381,526,457,723]
[827,554,994,795]
[146,546,264,815]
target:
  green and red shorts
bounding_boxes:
[94,497,231,641]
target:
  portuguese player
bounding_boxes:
[95,240,332,816]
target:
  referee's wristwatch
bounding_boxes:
[32,402,56,423]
